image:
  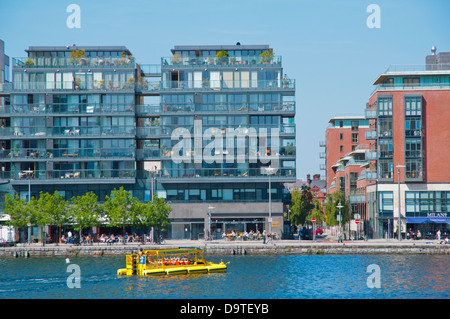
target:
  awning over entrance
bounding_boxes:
[407,217,449,224]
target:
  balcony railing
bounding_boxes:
[161,79,295,91]
[13,56,135,69]
[2,148,135,160]
[1,103,135,115]
[6,125,136,137]
[161,55,282,68]
[8,169,136,181]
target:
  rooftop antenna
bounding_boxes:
[431,46,437,55]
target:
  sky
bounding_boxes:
[1,0,449,180]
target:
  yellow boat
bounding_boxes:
[117,247,227,276]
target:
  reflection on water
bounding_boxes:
[0,254,449,299]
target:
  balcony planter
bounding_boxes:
[171,54,181,65]
[216,50,229,64]
[260,50,274,64]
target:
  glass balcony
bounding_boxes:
[137,64,161,76]
[50,125,135,137]
[10,169,136,181]
[135,148,161,160]
[365,130,378,140]
[161,55,282,68]
[193,102,295,113]
[7,103,135,115]
[13,56,136,69]
[135,104,162,116]
[155,167,295,179]
[136,127,162,138]
[160,79,295,91]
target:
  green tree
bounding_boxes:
[37,191,68,244]
[306,198,325,225]
[104,187,137,237]
[324,191,350,228]
[152,196,172,242]
[5,193,29,230]
[290,186,314,227]
[68,191,101,241]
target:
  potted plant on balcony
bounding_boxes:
[260,49,274,64]
[74,77,81,90]
[171,54,181,65]
[216,50,229,64]
[69,49,86,65]
[24,58,35,66]
[282,76,292,88]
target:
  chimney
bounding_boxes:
[313,174,320,180]
[307,174,311,184]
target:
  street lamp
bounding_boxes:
[265,166,276,236]
[396,164,406,241]
[207,206,215,241]
[337,202,343,242]
[24,169,33,245]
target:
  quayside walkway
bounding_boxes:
[1,238,450,257]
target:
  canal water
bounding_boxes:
[0,254,449,299]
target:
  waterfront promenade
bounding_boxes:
[2,237,450,257]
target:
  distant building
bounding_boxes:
[362,47,450,238]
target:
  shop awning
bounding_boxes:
[407,217,449,224]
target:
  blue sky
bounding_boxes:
[1,0,449,180]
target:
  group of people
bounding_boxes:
[222,229,264,241]
[406,228,449,244]
[60,231,143,245]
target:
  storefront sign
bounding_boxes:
[427,213,447,218]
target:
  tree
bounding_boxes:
[131,200,154,243]
[68,191,101,241]
[4,193,40,244]
[290,186,314,227]
[104,187,137,237]
[306,198,325,225]
[37,191,68,244]
[5,193,29,230]
[151,196,172,242]
[324,191,350,228]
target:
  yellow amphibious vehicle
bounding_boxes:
[117,247,227,276]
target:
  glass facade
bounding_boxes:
[0,44,296,239]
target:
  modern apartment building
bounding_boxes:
[363,49,450,238]
[155,45,296,239]
[0,43,296,240]
[323,116,370,193]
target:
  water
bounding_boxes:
[0,254,449,299]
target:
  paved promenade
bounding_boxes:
[2,237,450,257]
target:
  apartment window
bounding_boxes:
[403,77,420,88]
[340,145,344,152]
[339,133,343,140]
[378,139,393,158]
[385,78,394,87]
[339,121,343,128]
[404,118,421,137]
[405,139,422,158]
[351,133,359,143]
[378,118,393,137]
[378,160,393,179]
[379,192,393,212]
[406,191,450,216]
[351,121,359,131]
[404,96,422,116]
[378,96,392,116]
[405,159,422,179]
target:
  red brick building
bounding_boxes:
[363,49,450,238]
